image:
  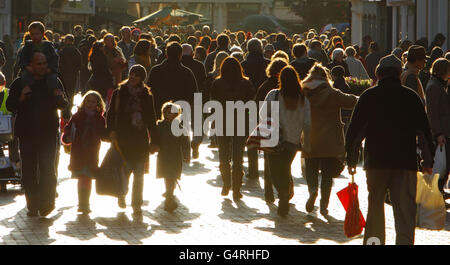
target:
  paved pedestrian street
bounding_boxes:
[0,142,449,245]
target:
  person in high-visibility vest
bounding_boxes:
[0,71,20,170]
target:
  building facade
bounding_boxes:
[0,0,12,38]
[388,0,449,51]
[127,0,295,32]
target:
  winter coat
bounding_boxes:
[147,59,198,118]
[155,120,190,179]
[346,76,434,171]
[241,52,270,90]
[255,77,278,103]
[6,77,68,138]
[210,77,255,136]
[327,60,350,77]
[308,49,329,66]
[302,79,357,158]
[106,83,159,162]
[62,109,106,173]
[290,56,317,80]
[181,55,207,94]
[59,44,82,84]
[88,52,114,99]
[426,75,450,138]
[19,40,59,74]
[365,52,382,81]
[345,56,370,80]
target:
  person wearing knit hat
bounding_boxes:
[131,28,141,42]
[346,52,434,245]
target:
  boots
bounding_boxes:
[220,164,232,196]
[232,170,244,201]
[277,193,289,216]
[164,194,178,213]
[306,191,317,213]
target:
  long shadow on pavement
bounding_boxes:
[94,212,153,244]
[255,205,356,244]
[182,161,211,176]
[57,213,99,241]
[0,206,69,245]
[143,200,201,235]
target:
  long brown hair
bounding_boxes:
[279,66,305,110]
[218,57,248,82]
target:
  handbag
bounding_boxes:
[95,142,131,197]
[246,90,285,153]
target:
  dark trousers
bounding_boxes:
[127,158,146,208]
[217,136,246,191]
[267,150,296,201]
[19,132,58,212]
[263,152,273,197]
[304,157,339,210]
[246,148,259,178]
[364,169,417,245]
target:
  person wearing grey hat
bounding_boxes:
[345,53,434,245]
[401,45,427,102]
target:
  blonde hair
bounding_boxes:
[271,50,289,62]
[161,101,181,120]
[301,63,333,87]
[80,90,106,113]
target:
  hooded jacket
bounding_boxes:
[302,79,357,158]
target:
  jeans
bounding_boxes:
[267,150,296,201]
[364,169,417,245]
[217,136,246,191]
[304,157,340,211]
[19,132,58,212]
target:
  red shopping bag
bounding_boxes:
[337,175,366,238]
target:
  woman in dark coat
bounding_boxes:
[210,57,255,201]
[107,64,159,214]
[255,58,287,204]
[425,58,450,200]
[88,41,114,101]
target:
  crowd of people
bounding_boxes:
[0,21,449,245]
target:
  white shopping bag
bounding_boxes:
[416,172,446,230]
[432,144,447,180]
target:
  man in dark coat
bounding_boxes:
[181,44,207,159]
[204,34,231,73]
[346,54,434,245]
[290,43,317,80]
[147,41,198,125]
[240,38,269,180]
[59,34,82,121]
[7,52,68,217]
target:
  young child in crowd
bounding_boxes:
[62,91,107,214]
[18,22,59,96]
[155,102,190,213]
